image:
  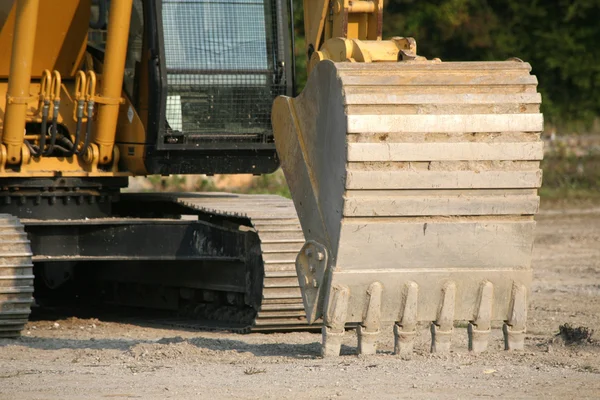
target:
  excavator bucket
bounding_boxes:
[272,60,543,356]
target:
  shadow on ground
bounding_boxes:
[0,334,322,359]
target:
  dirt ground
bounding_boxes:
[1,204,600,399]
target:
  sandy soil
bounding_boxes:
[1,205,600,399]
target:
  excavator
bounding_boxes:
[0,0,543,357]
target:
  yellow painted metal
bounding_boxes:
[115,92,149,176]
[328,0,382,41]
[308,37,423,75]
[304,0,386,76]
[136,43,151,130]
[17,151,129,176]
[37,70,52,118]
[347,1,376,13]
[0,82,74,126]
[2,0,40,165]
[0,0,90,79]
[117,144,149,176]
[93,0,133,165]
[116,99,149,145]
[0,91,131,179]
[302,0,329,64]
[50,70,62,107]
[0,70,145,176]
[72,71,87,121]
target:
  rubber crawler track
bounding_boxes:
[175,193,315,332]
[0,215,34,338]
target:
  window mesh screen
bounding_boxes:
[162,0,286,143]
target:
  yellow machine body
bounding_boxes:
[0,0,544,357]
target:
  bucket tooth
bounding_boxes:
[468,281,494,353]
[272,59,543,356]
[357,282,383,355]
[431,281,456,353]
[503,282,528,351]
[322,284,350,357]
[394,281,419,358]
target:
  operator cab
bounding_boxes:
[89,0,294,174]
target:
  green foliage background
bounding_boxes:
[291,0,600,130]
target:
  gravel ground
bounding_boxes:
[1,205,599,399]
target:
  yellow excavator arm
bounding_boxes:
[0,0,135,172]
[303,0,421,72]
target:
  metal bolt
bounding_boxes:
[305,248,313,258]
[317,251,324,261]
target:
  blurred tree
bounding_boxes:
[291,1,307,92]
[290,0,600,129]
[383,0,600,128]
